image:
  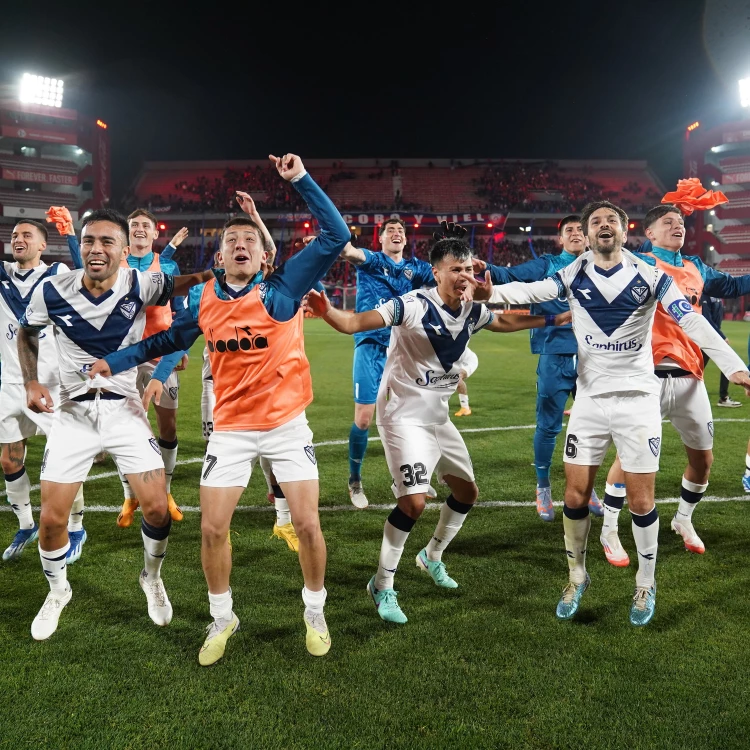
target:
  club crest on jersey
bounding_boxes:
[630,284,649,305]
[648,437,661,457]
[708,421,714,437]
[149,438,162,455]
[304,444,317,465]
[168,387,178,400]
[119,300,137,320]
[404,268,413,280]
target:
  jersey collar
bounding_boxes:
[559,250,577,264]
[212,268,264,300]
[126,251,154,270]
[650,245,683,267]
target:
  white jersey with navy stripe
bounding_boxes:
[21,267,173,404]
[488,248,747,398]
[375,287,493,426]
[0,260,69,385]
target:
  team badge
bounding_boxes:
[168,387,178,400]
[708,421,714,437]
[304,445,317,465]
[149,438,162,455]
[404,268,413,280]
[630,284,649,305]
[119,300,137,320]
[648,437,661,457]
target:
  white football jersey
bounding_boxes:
[21,268,173,404]
[489,249,746,397]
[0,260,69,385]
[376,287,493,426]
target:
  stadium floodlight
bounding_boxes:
[19,73,64,108]
[740,77,750,108]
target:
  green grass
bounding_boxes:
[2,319,750,749]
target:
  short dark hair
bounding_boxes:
[557,214,581,235]
[643,204,682,230]
[430,238,472,266]
[13,219,48,243]
[127,208,158,227]
[580,200,629,235]
[81,209,129,244]
[379,218,407,235]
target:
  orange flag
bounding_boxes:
[45,206,74,236]
[661,178,728,215]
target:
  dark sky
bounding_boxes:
[1,0,747,202]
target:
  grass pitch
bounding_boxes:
[2,320,750,749]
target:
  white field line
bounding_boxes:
[2,417,749,502]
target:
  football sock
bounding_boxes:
[425,494,473,561]
[208,589,233,621]
[158,438,178,494]
[348,424,369,482]
[40,542,70,593]
[459,394,470,409]
[120,469,134,500]
[631,507,659,588]
[374,507,416,590]
[745,454,750,478]
[562,504,590,585]
[675,476,708,522]
[67,485,85,532]
[4,467,33,530]
[141,517,171,579]
[533,428,555,488]
[274,486,291,526]
[602,482,627,534]
[302,585,327,615]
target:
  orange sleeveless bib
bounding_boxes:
[198,282,313,431]
[644,253,704,378]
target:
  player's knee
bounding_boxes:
[354,413,372,430]
[0,455,21,475]
[563,488,589,508]
[690,451,713,476]
[454,482,478,505]
[141,503,169,528]
[290,514,321,543]
[39,505,67,535]
[400,494,426,518]
[201,514,230,543]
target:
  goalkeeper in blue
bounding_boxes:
[473,215,602,522]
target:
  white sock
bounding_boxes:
[208,589,233,621]
[563,506,591,585]
[275,494,291,526]
[675,476,708,523]
[39,542,70,594]
[375,509,415,590]
[459,394,469,409]
[67,485,84,532]
[5,468,33,530]
[631,507,659,588]
[120,469,134,500]
[159,439,178,494]
[745,454,750,478]
[141,518,171,579]
[602,482,626,535]
[425,495,472,561]
[302,585,327,614]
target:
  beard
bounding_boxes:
[590,231,623,255]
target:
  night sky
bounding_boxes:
[1,0,747,202]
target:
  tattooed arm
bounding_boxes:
[18,327,54,414]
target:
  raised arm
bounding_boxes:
[484,312,564,333]
[475,256,549,285]
[305,289,385,334]
[235,192,277,265]
[700,259,750,299]
[159,227,188,263]
[339,240,367,265]
[470,271,563,306]
[266,154,350,300]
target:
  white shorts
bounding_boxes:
[136,361,179,410]
[201,411,318,488]
[659,374,713,451]
[201,377,215,441]
[0,381,58,443]
[457,347,478,379]
[563,392,662,473]
[40,395,165,483]
[378,420,475,498]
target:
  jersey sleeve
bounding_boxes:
[476,304,494,330]
[66,235,83,270]
[488,276,562,305]
[487,256,548,284]
[413,259,435,287]
[375,293,422,328]
[357,248,378,272]
[19,283,51,330]
[700,259,750,298]
[138,270,174,307]
[159,243,177,262]
[653,268,674,301]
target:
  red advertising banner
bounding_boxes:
[722,172,750,184]
[1,124,77,145]
[276,211,505,227]
[93,126,111,206]
[2,167,78,186]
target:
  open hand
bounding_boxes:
[170,227,189,247]
[306,289,332,317]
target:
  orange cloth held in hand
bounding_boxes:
[661,178,728,215]
[45,206,74,236]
